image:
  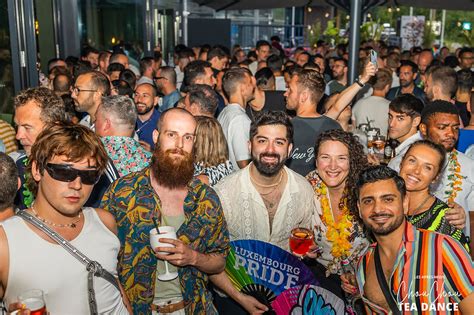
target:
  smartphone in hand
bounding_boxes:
[370,49,378,69]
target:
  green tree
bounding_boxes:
[308,20,322,48]
[360,20,383,42]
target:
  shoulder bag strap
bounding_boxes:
[374,246,401,315]
[17,210,121,314]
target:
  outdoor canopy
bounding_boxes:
[196,0,474,11]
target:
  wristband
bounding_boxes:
[355,79,364,87]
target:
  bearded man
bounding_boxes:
[212,111,315,314]
[101,108,230,314]
[134,83,161,151]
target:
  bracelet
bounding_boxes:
[355,79,364,87]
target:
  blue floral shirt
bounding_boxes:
[101,136,151,177]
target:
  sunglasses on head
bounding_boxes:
[45,163,101,185]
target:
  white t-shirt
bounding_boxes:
[391,71,400,88]
[352,95,390,137]
[249,61,258,75]
[387,132,423,172]
[275,76,286,91]
[217,103,251,169]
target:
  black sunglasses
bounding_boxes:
[45,163,101,185]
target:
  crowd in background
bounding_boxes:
[0,36,473,314]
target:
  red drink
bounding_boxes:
[18,289,47,315]
[289,228,314,256]
[373,140,385,151]
[22,297,47,315]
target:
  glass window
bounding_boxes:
[0,0,15,114]
[78,0,144,62]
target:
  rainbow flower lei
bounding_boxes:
[444,150,466,204]
[314,178,353,261]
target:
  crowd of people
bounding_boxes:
[0,37,473,314]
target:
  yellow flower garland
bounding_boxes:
[445,150,466,204]
[315,180,353,259]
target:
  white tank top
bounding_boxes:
[2,207,128,315]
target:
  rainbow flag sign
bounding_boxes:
[225,240,318,309]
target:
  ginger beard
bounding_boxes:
[151,145,195,189]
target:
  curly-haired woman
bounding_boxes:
[305,129,369,301]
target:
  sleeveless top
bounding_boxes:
[2,207,128,315]
[408,197,469,250]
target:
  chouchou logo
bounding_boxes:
[397,276,461,312]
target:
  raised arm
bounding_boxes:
[325,61,377,120]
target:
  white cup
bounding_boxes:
[150,226,177,255]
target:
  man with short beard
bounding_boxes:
[424,65,470,126]
[71,71,110,129]
[353,166,473,314]
[101,108,229,314]
[133,83,161,151]
[326,58,348,95]
[386,60,426,102]
[213,111,315,314]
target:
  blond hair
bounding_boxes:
[193,116,229,168]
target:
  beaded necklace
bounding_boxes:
[31,203,82,228]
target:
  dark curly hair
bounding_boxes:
[314,129,368,216]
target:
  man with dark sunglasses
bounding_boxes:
[101,108,230,314]
[0,123,131,314]
[11,87,119,210]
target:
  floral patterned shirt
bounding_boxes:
[101,136,151,177]
[100,167,230,315]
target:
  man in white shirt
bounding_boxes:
[212,111,315,315]
[136,57,155,86]
[387,94,424,172]
[352,68,392,137]
[249,40,271,75]
[217,67,255,169]
[174,48,194,90]
[419,100,473,235]
[267,54,286,91]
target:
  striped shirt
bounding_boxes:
[356,222,474,314]
[0,119,18,154]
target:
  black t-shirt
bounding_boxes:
[246,90,295,121]
[286,115,342,176]
[454,101,470,127]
